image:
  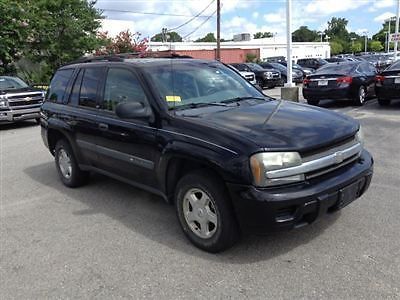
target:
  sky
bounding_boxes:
[95,0,399,40]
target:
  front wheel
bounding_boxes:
[256,78,264,88]
[175,170,239,253]
[354,86,366,106]
[55,139,89,188]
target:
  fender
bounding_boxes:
[156,140,251,199]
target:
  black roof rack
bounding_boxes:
[64,51,193,66]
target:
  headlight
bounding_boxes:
[356,126,364,148]
[264,72,273,79]
[250,152,304,187]
[0,95,8,108]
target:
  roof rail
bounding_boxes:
[64,52,193,66]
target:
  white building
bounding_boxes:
[148,37,331,61]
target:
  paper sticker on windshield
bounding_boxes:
[166,95,181,102]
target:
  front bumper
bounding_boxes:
[264,78,281,87]
[0,107,41,123]
[227,150,373,233]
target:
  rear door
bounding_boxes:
[65,66,106,167]
[94,66,159,189]
[357,63,376,96]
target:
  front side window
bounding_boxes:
[47,69,74,103]
[102,68,148,112]
[144,61,265,109]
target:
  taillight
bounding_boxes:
[336,76,353,84]
[303,78,311,84]
[375,75,385,82]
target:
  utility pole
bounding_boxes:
[216,0,221,61]
[395,0,400,59]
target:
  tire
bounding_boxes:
[54,139,89,188]
[378,98,391,106]
[256,78,264,88]
[354,86,366,106]
[175,170,239,253]
[307,99,320,106]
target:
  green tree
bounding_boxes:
[151,31,182,42]
[253,32,274,39]
[330,41,344,55]
[292,26,319,42]
[373,18,399,46]
[0,1,30,74]
[195,33,217,42]
[26,0,104,79]
[350,42,362,53]
[325,17,350,41]
[369,40,384,52]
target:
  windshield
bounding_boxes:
[144,61,266,109]
[0,76,29,90]
[246,63,265,71]
[270,63,286,71]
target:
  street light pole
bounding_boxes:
[364,32,368,53]
[394,0,400,59]
[285,0,294,87]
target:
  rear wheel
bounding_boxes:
[175,170,239,253]
[55,139,89,187]
[378,98,391,106]
[354,86,366,106]
[307,99,320,106]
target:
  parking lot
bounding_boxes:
[1,93,399,298]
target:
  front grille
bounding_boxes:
[8,94,43,107]
[272,72,280,78]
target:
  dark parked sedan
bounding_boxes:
[303,62,376,106]
[375,60,400,106]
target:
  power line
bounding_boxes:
[168,0,215,32]
[97,8,214,18]
[183,9,217,40]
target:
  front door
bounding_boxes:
[94,67,159,189]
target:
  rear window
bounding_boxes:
[387,61,400,71]
[47,69,74,103]
[316,63,356,75]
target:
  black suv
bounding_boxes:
[40,56,373,252]
[230,63,281,88]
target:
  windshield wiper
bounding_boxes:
[221,96,268,104]
[169,102,229,110]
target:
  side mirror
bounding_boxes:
[115,102,152,119]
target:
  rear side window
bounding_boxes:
[79,68,102,108]
[68,69,83,106]
[47,69,74,103]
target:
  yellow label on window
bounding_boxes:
[166,95,181,102]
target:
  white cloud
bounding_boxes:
[374,12,396,23]
[252,12,259,19]
[305,0,370,15]
[368,0,395,12]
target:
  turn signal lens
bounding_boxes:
[375,75,385,82]
[303,78,311,84]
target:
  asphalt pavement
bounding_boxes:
[1,97,399,299]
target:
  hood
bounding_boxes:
[0,86,40,95]
[181,100,358,153]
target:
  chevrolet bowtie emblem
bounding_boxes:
[334,151,345,164]
[25,97,33,101]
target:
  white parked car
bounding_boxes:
[228,65,257,85]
